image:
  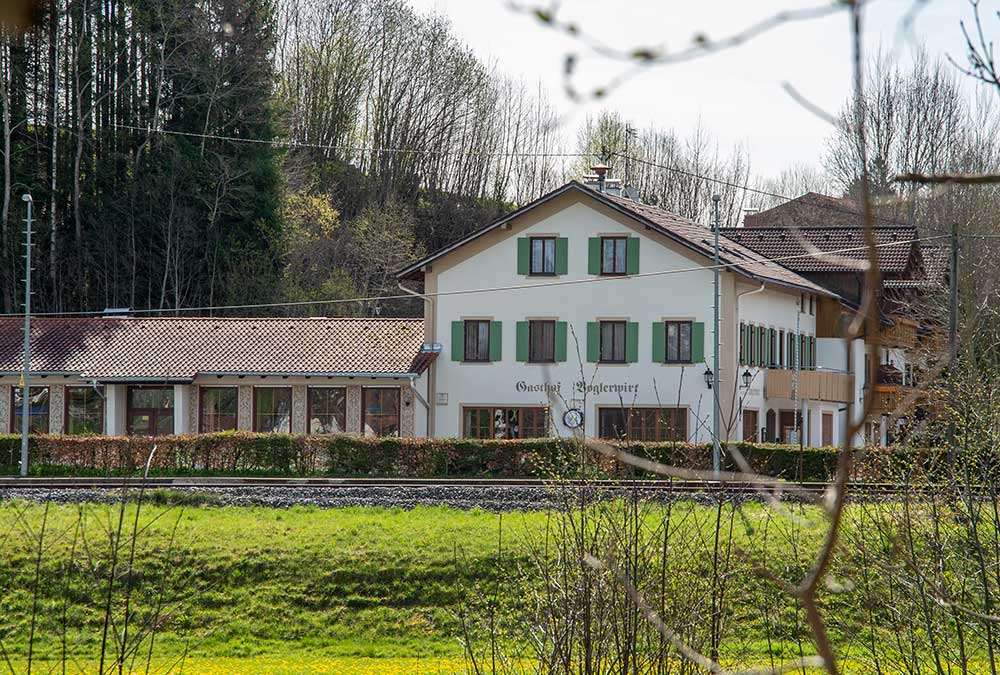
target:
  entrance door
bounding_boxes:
[822,412,833,446]
[742,410,759,442]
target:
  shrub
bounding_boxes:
[0,432,952,481]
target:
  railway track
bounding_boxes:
[0,476,955,497]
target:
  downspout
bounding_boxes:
[399,281,436,438]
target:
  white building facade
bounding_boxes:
[400,182,857,445]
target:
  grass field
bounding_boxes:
[1,496,995,674]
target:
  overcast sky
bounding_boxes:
[406,0,986,178]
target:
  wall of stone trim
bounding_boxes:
[237,385,253,431]
[188,385,199,433]
[346,385,362,434]
[400,385,415,437]
[0,386,8,432]
[292,385,307,435]
[49,385,65,434]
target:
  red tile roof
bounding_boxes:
[399,181,835,297]
[0,317,430,380]
[744,192,910,228]
[719,226,918,273]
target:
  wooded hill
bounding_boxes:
[3,0,999,319]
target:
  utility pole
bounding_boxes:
[712,194,721,476]
[947,222,958,454]
[793,302,801,446]
[20,194,33,478]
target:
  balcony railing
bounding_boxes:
[764,368,854,403]
[878,316,919,349]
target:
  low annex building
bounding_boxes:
[0,317,435,437]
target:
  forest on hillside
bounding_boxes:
[2,0,999,317]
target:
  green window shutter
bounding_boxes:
[489,321,502,361]
[517,238,530,275]
[555,238,569,275]
[652,322,666,363]
[451,321,464,361]
[626,322,639,362]
[763,329,770,367]
[812,337,817,368]
[738,322,745,365]
[516,321,529,362]
[755,326,763,366]
[586,322,600,362]
[555,321,568,362]
[626,237,640,275]
[588,238,601,275]
[769,328,776,367]
[691,322,705,363]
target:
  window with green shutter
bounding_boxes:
[588,239,601,275]
[691,322,705,363]
[626,237,640,274]
[586,321,600,362]
[516,238,530,275]
[652,322,666,363]
[554,321,568,362]
[625,322,639,363]
[489,321,502,361]
[515,321,529,362]
[555,238,568,275]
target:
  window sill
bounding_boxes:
[660,361,695,366]
[460,360,494,365]
[526,360,558,365]
[598,361,630,366]
[526,273,559,278]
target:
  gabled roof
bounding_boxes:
[884,245,949,289]
[744,192,910,229]
[0,317,431,381]
[398,181,836,297]
[720,226,918,274]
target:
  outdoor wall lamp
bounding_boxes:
[703,367,713,389]
[742,369,753,390]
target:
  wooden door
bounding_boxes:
[742,410,759,442]
[822,412,833,446]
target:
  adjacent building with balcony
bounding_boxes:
[726,192,949,445]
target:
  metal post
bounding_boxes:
[712,194,721,476]
[947,222,958,454]
[20,194,33,478]
[793,303,800,446]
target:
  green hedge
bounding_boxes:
[0,432,955,481]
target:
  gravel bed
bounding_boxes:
[0,485,736,511]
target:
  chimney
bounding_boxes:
[741,208,760,227]
[582,164,624,197]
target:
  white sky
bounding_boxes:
[406,0,985,178]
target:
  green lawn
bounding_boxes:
[0,497,995,674]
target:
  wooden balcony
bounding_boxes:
[878,316,919,349]
[868,384,917,416]
[764,369,854,403]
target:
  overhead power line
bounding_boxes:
[0,234,949,319]
[110,123,592,159]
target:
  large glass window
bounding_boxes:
[309,387,347,434]
[600,237,627,275]
[127,387,174,436]
[599,321,627,363]
[363,387,400,437]
[665,321,692,363]
[253,387,292,433]
[463,407,549,439]
[529,237,556,275]
[528,320,556,363]
[199,387,238,433]
[66,386,104,435]
[11,386,49,434]
[464,320,491,362]
[598,407,687,442]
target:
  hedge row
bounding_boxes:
[0,432,956,481]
